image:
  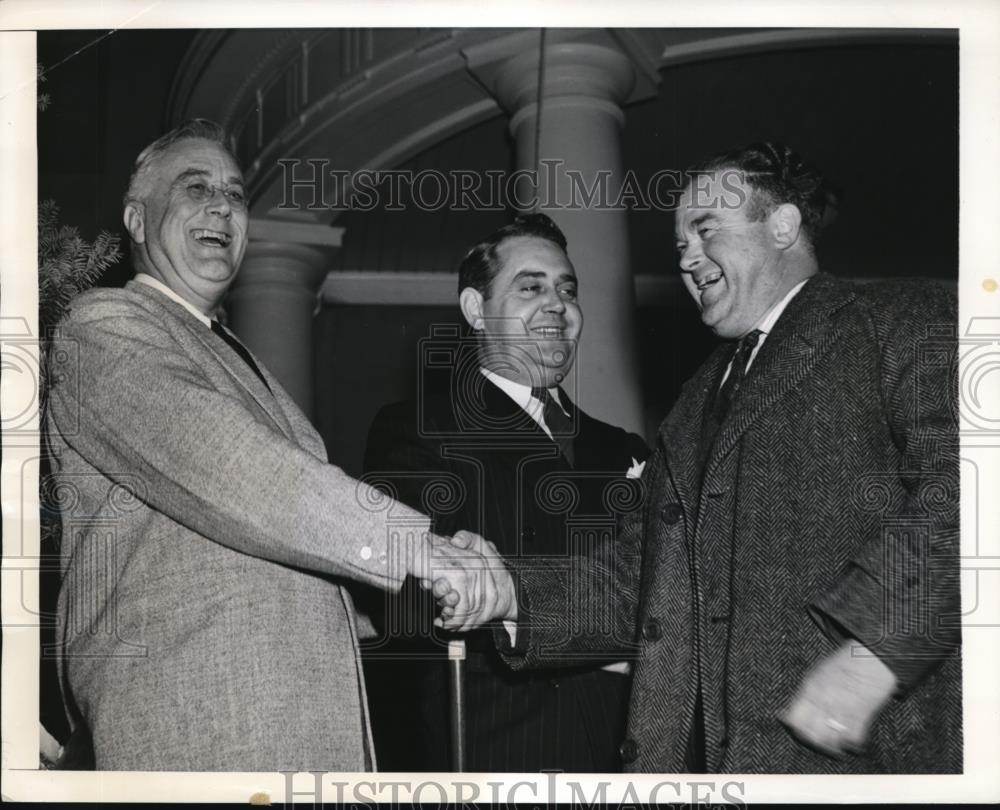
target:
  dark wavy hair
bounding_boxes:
[685,142,835,244]
[124,119,237,207]
[457,212,568,298]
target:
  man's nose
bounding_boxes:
[678,243,702,272]
[206,188,233,218]
[543,289,566,312]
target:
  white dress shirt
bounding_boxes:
[480,368,567,438]
[134,273,212,327]
[719,278,809,386]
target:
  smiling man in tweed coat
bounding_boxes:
[45,119,513,771]
[453,142,961,773]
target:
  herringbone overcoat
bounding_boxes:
[502,274,961,773]
[46,280,431,771]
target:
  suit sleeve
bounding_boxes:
[363,403,460,530]
[47,296,430,592]
[808,285,960,692]
[494,435,651,669]
[362,400,474,628]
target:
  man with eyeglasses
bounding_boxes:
[45,119,514,771]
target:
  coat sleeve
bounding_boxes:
[807,284,960,692]
[493,443,651,669]
[47,294,430,592]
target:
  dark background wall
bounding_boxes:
[38,29,958,475]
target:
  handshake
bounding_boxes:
[410,530,518,632]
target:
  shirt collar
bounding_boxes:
[134,273,213,327]
[752,278,809,337]
[479,368,566,419]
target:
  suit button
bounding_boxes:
[522,526,535,543]
[659,504,682,525]
[642,619,662,641]
[619,738,639,764]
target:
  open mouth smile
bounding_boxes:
[531,326,565,338]
[696,271,723,291]
[191,228,232,248]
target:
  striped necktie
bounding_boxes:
[531,387,575,467]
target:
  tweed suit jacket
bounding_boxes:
[500,274,961,774]
[46,280,432,771]
[362,376,649,772]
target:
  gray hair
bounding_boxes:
[123,119,237,207]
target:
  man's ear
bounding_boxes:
[459,287,485,331]
[123,202,146,245]
[770,203,802,250]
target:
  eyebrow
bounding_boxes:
[174,168,244,186]
[509,270,577,285]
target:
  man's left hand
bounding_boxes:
[779,640,897,758]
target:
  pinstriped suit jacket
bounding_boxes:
[362,376,649,771]
[46,279,431,771]
[501,274,961,774]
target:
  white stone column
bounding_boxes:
[226,241,328,419]
[492,42,644,434]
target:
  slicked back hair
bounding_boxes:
[685,142,834,245]
[123,119,237,209]
[457,213,569,299]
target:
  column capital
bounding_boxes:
[493,42,637,115]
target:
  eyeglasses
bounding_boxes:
[183,181,248,211]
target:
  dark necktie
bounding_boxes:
[712,329,763,421]
[531,387,575,467]
[699,329,763,466]
[211,320,271,392]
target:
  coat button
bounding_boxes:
[522,526,535,542]
[618,738,639,764]
[642,619,662,641]
[659,504,682,525]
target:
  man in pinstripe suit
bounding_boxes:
[456,144,961,773]
[362,213,649,772]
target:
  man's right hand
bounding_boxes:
[410,530,517,632]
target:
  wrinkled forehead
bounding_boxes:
[154,138,244,185]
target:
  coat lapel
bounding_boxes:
[478,377,569,465]
[126,280,296,440]
[704,274,857,477]
[658,344,730,518]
